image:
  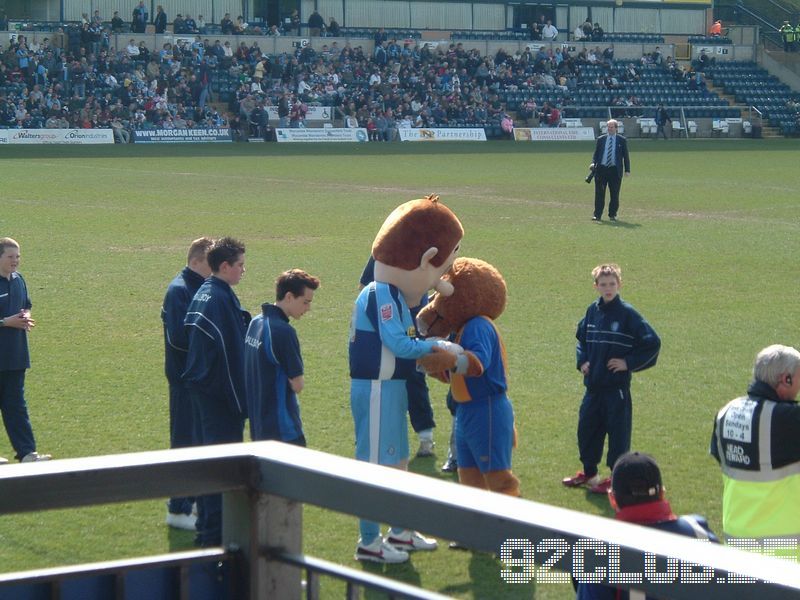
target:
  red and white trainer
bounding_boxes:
[588,477,612,494]
[386,530,438,552]
[355,538,409,564]
[562,471,603,488]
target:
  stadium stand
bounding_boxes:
[701,60,800,136]
[1,19,797,138]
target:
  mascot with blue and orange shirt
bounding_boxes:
[417,257,520,497]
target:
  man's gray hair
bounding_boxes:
[753,344,800,387]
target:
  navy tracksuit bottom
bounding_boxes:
[577,386,632,477]
[190,388,244,547]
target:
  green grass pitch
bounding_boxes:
[0,139,798,599]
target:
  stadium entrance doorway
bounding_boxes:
[253,0,286,30]
[514,5,555,32]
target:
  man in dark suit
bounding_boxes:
[591,119,630,222]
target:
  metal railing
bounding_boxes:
[2,442,800,599]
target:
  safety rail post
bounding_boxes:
[223,489,303,600]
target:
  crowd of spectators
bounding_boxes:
[0,14,736,141]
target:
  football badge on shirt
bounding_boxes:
[380,303,393,321]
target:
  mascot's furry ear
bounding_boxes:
[372,195,463,271]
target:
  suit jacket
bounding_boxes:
[592,133,630,179]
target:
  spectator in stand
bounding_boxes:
[366,116,378,140]
[328,17,341,37]
[654,103,671,140]
[132,1,148,34]
[709,19,722,37]
[173,14,186,34]
[374,27,389,45]
[538,101,552,125]
[500,112,514,138]
[184,14,198,34]
[529,21,541,41]
[308,10,324,37]
[581,18,593,40]
[542,20,558,41]
[289,10,301,35]
[779,21,793,52]
[289,96,307,127]
[591,23,604,42]
[574,24,585,42]
[221,13,234,35]
[345,112,359,128]
[109,11,123,33]
[125,39,140,57]
[154,6,166,34]
[234,16,248,35]
[697,48,713,71]
[548,104,561,127]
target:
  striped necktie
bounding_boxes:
[604,135,615,166]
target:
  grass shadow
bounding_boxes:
[441,549,536,599]
[606,219,641,229]
[167,526,195,552]
[408,454,458,482]
[359,558,422,600]
[582,490,615,517]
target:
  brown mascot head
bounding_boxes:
[417,257,507,338]
[371,195,464,306]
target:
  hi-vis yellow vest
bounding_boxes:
[713,396,800,554]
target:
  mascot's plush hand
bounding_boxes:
[418,346,457,375]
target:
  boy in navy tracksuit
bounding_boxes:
[564,264,660,494]
[576,452,718,600]
[161,237,213,530]
[244,269,319,446]
[184,237,250,546]
[0,237,51,464]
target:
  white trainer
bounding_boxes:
[416,439,435,457]
[166,511,197,531]
[386,530,438,552]
[355,538,409,564]
[21,452,52,463]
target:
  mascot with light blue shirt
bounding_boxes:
[349,194,464,564]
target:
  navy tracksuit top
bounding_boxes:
[576,295,661,390]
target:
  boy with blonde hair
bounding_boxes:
[0,237,51,463]
[563,264,660,493]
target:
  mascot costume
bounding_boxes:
[349,195,464,563]
[417,257,520,497]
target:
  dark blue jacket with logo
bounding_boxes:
[183,276,251,416]
[576,295,660,390]
[161,267,206,385]
[0,272,32,371]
